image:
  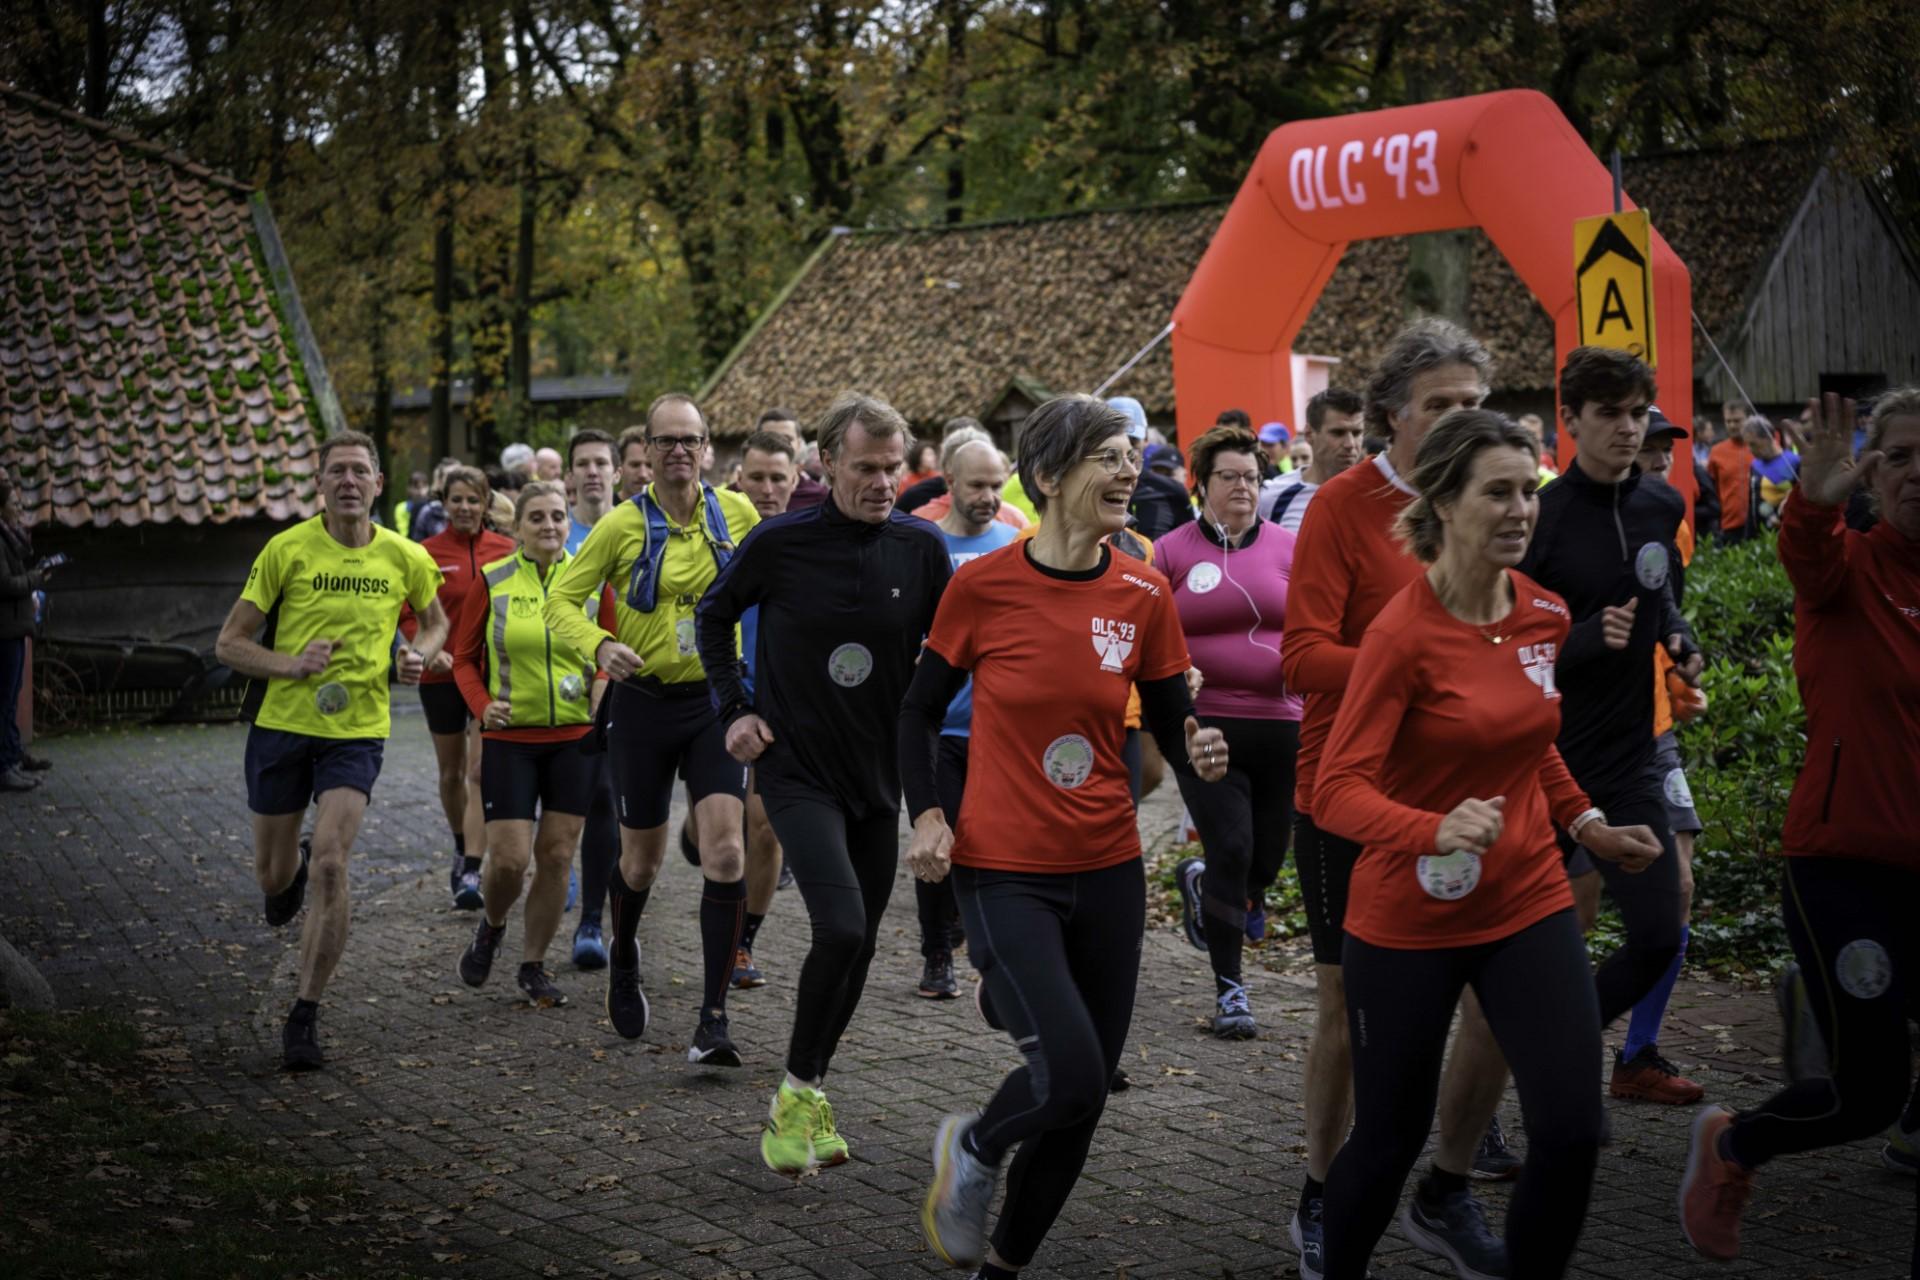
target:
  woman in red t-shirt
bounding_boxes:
[897,395,1228,1276]
[1314,410,1658,1280]
[403,466,514,907]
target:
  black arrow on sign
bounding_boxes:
[1577,218,1647,274]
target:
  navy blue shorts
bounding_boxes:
[245,726,385,815]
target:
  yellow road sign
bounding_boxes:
[1573,209,1656,365]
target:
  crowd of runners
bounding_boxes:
[206,316,1919,1280]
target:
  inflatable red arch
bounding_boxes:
[1171,89,1693,493]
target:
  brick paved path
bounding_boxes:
[2,713,1912,1278]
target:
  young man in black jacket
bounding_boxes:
[1521,348,1704,1092]
[696,391,951,1176]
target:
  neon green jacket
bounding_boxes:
[453,549,604,733]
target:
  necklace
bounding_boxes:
[1474,621,1511,645]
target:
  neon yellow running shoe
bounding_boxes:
[760,1083,852,1173]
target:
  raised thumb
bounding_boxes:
[1184,716,1200,738]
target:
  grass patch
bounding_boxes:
[0,1009,424,1279]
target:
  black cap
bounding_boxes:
[1646,404,1689,440]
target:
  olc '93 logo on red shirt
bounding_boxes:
[1518,642,1559,699]
[1091,617,1136,673]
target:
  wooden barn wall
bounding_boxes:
[1711,169,1920,403]
[34,517,288,651]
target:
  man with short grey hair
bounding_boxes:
[696,391,951,1174]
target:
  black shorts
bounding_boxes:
[480,734,598,820]
[418,681,471,735]
[606,680,747,830]
[1295,810,1363,966]
[245,726,384,815]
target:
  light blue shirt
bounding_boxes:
[939,522,1020,736]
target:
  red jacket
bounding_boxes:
[400,526,515,684]
[1777,494,1920,869]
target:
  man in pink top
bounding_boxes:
[1155,425,1303,1040]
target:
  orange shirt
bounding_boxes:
[1316,572,1591,949]
[1652,519,1704,736]
[1279,454,1425,814]
[917,493,1030,529]
[1707,438,1753,532]
[925,545,1189,874]
[1017,524,1156,728]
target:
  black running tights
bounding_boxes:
[577,757,619,925]
[1729,856,1916,1169]
[1325,910,1603,1280]
[1585,786,1683,1026]
[762,791,901,1082]
[955,857,1144,1269]
[1173,715,1297,982]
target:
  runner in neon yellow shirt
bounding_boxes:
[545,393,760,1066]
[215,431,447,1071]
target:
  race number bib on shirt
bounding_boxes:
[1041,734,1095,789]
[828,642,874,688]
[1416,850,1482,901]
[1185,562,1222,594]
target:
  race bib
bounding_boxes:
[1185,562,1222,594]
[1416,850,1482,901]
[314,681,350,716]
[828,643,873,688]
[1663,767,1694,811]
[675,617,698,657]
[557,673,586,703]
[1836,939,1892,1000]
[1041,734,1095,789]
[1635,542,1670,591]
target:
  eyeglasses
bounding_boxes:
[649,434,707,454]
[1210,470,1261,487]
[1082,448,1143,477]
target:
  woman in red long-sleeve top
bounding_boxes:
[401,466,513,906]
[1314,410,1659,1280]
[1680,390,1920,1266]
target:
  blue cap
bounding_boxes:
[1143,442,1182,471]
[1258,421,1291,445]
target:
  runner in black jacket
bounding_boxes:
[1521,348,1700,1032]
[695,392,951,1176]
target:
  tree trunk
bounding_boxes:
[84,0,108,117]
[943,0,967,225]
[465,5,510,465]
[429,1,460,465]
[510,4,536,427]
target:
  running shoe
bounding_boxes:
[19,752,51,771]
[1175,856,1207,951]
[454,868,484,912]
[777,860,795,890]
[448,853,464,901]
[571,921,608,971]
[1245,896,1267,943]
[1678,1104,1753,1261]
[565,868,578,913]
[679,821,699,867]
[1400,1188,1508,1279]
[516,962,567,1007]
[1212,979,1256,1039]
[282,1002,323,1072]
[1774,961,1830,1083]
[1610,1044,1705,1104]
[1882,1125,1918,1174]
[761,1082,849,1173]
[923,1115,998,1267]
[731,946,766,989]
[459,919,505,987]
[264,837,311,927]
[688,1012,742,1068]
[606,954,650,1039]
[1470,1115,1521,1181]
[1290,1197,1326,1280]
[918,949,959,1000]
[1109,1065,1131,1093]
[0,765,38,791]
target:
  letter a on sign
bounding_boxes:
[1573,209,1657,365]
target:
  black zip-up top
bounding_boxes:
[696,495,951,819]
[1518,459,1695,797]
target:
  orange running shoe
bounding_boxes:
[1678,1105,1754,1261]
[1610,1045,1706,1104]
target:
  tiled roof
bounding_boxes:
[702,143,1817,428]
[0,83,327,528]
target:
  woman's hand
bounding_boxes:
[428,649,454,676]
[481,699,512,730]
[1435,796,1505,855]
[906,809,954,883]
[596,638,644,681]
[1797,392,1876,508]
[1186,717,1228,782]
[1582,822,1662,873]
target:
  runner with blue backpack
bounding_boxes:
[545,393,760,1067]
